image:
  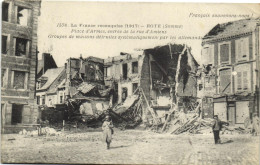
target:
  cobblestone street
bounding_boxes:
[1,130,259,164]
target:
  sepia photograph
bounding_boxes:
[1,1,260,164]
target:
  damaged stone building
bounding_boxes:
[104,44,199,123]
[199,18,260,125]
[1,0,41,131]
[64,56,110,119]
[104,52,144,104]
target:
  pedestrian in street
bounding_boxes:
[102,115,114,149]
[212,115,228,144]
[252,112,259,136]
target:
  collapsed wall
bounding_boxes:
[139,44,199,127]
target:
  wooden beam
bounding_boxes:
[140,88,158,125]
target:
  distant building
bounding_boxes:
[37,53,57,79]
[65,56,105,99]
[104,52,143,104]
[1,0,41,131]
[64,56,110,118]
[200,18,260,125]
[36,67,66,108]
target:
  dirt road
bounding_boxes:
[1,130,259,164]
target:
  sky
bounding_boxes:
[37,2,259,67]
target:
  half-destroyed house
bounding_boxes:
[104,44,199,124]
[64,56,110,122]
[200,18,260,126]
[1,0,41,131]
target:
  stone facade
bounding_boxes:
[200,18,260,125]
[1,0,41,131]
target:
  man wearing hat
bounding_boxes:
[102,115,114,149]
[212,115,228,144]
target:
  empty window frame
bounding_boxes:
[2,2,9,22]
[13,71,27,89]
[42,95,45,105]
[2,35,8,54]
[60,95,63,104]
[132,61,138,74]
[15,38,28,56]
[36,96,40,105]
[132,83,138,94]
[1,69,8,88]
[122,63,128,79]
[198,84,203,91]
[17,6,29,26]
[121,87,128,102]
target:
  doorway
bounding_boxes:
[228,106,235,126]
[11,104,23,124]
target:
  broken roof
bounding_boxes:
[38,67,65,91]
[46,71,66,94]
[104,51,143,65]
[84,56,104,64]
[77,82,96,94]
[203,17,260,41]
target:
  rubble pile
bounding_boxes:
[19,127,63,137]
[166,112,251,135]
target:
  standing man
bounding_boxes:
[102,115,114,149]
[212,115,228,144]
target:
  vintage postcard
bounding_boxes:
[1,1,260,164]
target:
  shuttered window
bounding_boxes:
[202,45,214,64]
[236,37,249,62]
[235,64,250,92]
[243,71,248,90]
[237,72,242,90]
[219,69,231,94]
[220,44,229,63]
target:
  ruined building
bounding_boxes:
[199,18,260,125]
[104,44,199,123]
[65,56,105,98]
[1,0,41,131]
[64,56,110,119]
[104,52,144,104]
